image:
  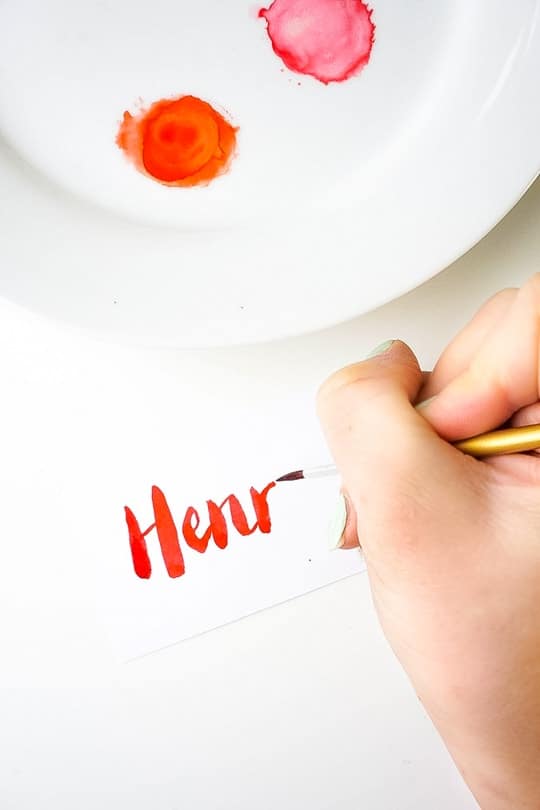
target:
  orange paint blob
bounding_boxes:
[116,95,238,187]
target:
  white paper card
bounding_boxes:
[103,387,365,659]
[0,302,365,661]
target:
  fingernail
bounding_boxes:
[416,395,436,410]
[328,493,348,550]
[365,339,395,359]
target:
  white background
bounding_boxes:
[2,0,539,346]
[1,178,539,808]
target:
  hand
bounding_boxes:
[317,275,540,810]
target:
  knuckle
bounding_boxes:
[317,361,383,412]
[487,287,517,306]
[522,272,540,309]
[318,360,367,394]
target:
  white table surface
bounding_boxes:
[2,178,539,809]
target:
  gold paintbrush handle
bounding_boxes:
[278,424,540,484]
[455,424,540,457]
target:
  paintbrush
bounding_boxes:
[276,423,540,482]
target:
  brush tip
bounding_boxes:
[276,470,304,482]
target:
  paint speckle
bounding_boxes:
[258,0,375,84]
[116,95,238,187]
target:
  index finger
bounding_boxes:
[420,274,540,439]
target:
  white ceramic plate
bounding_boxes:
[0,0,539,346]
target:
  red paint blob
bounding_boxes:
[116,95,238,187]
[258,0,375,84]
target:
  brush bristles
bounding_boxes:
[276,470,304,482]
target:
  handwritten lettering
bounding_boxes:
[125,481,276,579]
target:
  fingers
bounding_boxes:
[508,401,540,458]
[320,279,540,558]
[419,288,516,401]
[318,339,490,576]
[420,274,540,439]
[317,340,454,528]
[509,401,540,429]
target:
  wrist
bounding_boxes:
[426,692,540,810]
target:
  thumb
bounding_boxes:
[317,340,456,526]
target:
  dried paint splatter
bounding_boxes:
[259,0,375,84]
[116,95,238,187]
